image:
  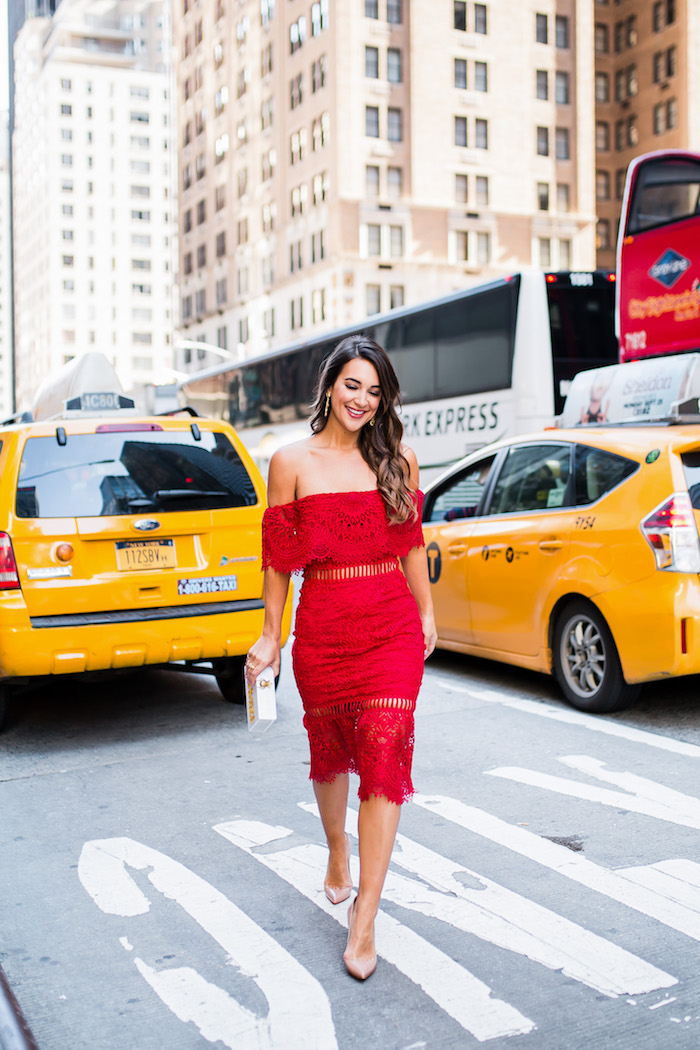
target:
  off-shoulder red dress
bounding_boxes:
[262,489,425,805]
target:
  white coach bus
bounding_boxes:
[178,270,617,484]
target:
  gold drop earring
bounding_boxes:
[324,390,331,417]
[369,417,376,427]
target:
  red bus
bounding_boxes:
[616,149,700,362]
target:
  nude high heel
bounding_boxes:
[324,833,353,905]
[343,896,377,980]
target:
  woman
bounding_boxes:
[245,335,436,980]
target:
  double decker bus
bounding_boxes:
[617,149,700,363]
[178,269,617,484]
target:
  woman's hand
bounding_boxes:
[245,634,281,684]
[422,613,437,660]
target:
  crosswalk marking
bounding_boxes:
[78,837,338,1050]
[298,803,675,998]
[214,818,536,1043]
[486,755,700,829]
[431,675,700,758]
[413,795,700,942]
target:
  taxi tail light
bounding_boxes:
[0,533,21,589]
[641,494,700,573]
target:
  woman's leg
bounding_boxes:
[345,794,401,963]
[313,774,351,890]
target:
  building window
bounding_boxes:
[366,106,379,138]
[216,278,227,306]
[365,46,379,78]
[312,56,326,92]
[595,23,609,53]
[615,119,625,151]
[596,170,610,200]
[366,165,380,197]
[536,70,548,100]
[290,297,303,330]
[475,118,488,149]
[653,51,664,83]
[367,224,381,256]
[455,115,468,147]
[476,232,490,265]
[535,12,548,44]
[216,231,226,258]
[197,199,206,225]
[455,173,468,203]
[557,182,570,212]
[390,225,404,257]
[538,237,551,268]
[536,126,549,156]
[475,175,489,205]
[387,0,402,24]
[614,20,624,53]
[365,0,378,17]
[627,65,638,97]
[597,219,611,250]
[195,289,206,315]
[595,72,609,102]
[555,15,569,48]
[454,2,467,31]
[555,127,570,160]
[387,166,403,198]
[615,169,625,200]
[215,185,226,212]
[290,73,303,108]
[387,48,402,84]
[596,121,610,151]
[454,58,467,90]
[390,285,404,309]
[387,108,402,142]
[456,231,469,261]
[474,4,487,33]
[289,16,306,54]
[312,288,326,324]
[555,71,570,104]
[311,0,329,35]
[666,97,677,130]
[366,285,381,315]
[537,182,549,211]
[627,116,638,147]
[474,61,488,92]
[667,45,677,78]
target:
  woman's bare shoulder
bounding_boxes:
[267,439,313,504]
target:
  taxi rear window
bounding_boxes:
[681,451,700,509]
[15,430,257,518]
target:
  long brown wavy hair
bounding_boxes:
[309,335,416,523]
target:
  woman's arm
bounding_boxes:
[401,447,437,660]
[245,448,297,682]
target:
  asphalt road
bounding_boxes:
[1,648,699,1050]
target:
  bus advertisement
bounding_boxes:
[617,149,700,363]
[178,270,617,484]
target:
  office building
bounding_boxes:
[174,0,597,370]
[12,0,176,411]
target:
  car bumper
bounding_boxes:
[0,594,292,678]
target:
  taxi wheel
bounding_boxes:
[553,601,641,714]
[213,656,247,704]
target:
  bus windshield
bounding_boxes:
[617,151,700,363]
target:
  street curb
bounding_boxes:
[0,965,39,1050]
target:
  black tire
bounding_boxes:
[213,656,246,705]
[552,600,641,714]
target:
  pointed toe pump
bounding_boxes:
[343,896,377,981]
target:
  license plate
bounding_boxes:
[115,539,175,570]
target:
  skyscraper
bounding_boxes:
[12,0,177,411]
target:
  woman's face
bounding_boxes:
[330,358,381,432]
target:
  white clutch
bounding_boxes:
[245,665,277,733]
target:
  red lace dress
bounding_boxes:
[262,489,425,805]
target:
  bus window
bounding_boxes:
[546,273,618,413]
[435,286,517,399]
[627,157,700,235]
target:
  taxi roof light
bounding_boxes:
[0,533,21,590]
[641,493,700,573]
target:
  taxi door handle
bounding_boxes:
[447,543,466,556]
[539,539,563,552]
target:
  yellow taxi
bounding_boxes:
[0,355,291,729]
[422,354,700,713]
